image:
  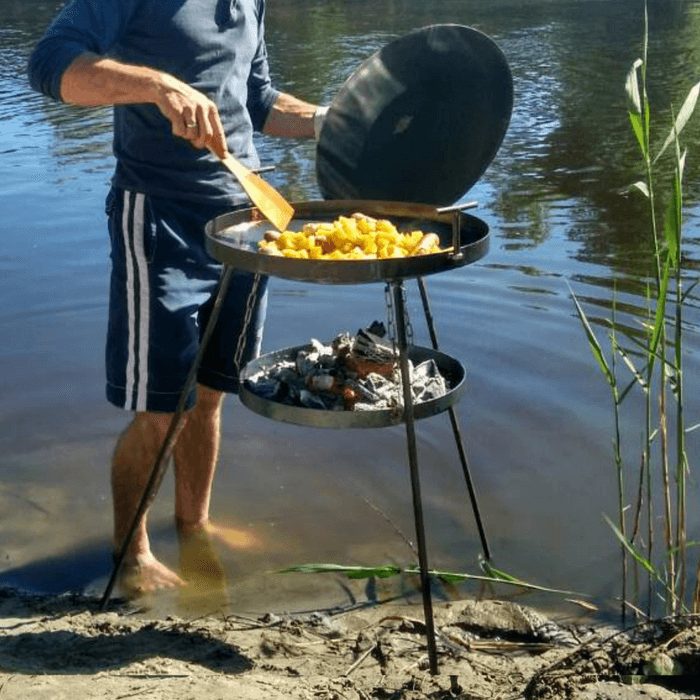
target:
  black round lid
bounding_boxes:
[316,24,513,206]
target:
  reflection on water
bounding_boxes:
[1,0,700,620]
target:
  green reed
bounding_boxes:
[572,6,700,620]
[275,561,579,597]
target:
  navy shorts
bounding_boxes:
[105,187,268,412]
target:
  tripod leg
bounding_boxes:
[416,276,491,561]
[392,281,439,675]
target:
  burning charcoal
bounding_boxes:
[331,331,354,354]
[412,359,448,402]
[352,328,395,364]
[276,365,298,383]
[365,320,387,338]
[281,381,304,405]
[246,376,281,401]
[343,377,380,403]
[307,373,335,392]
[344,356,394,379]
[244,326,450,413]
[299,389,332,410]
[363,372,396,401]
[296,338,335,376]
[245,361,294,400]
[362,371,402,408]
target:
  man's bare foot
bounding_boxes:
[205,521,261,551]
[178,524,226,581]
[177,519,261,551]
[177,522,228,615]
[117,551,187,598]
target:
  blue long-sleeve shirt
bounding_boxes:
[28,0,280,205]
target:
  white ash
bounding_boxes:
[244,324,448,411]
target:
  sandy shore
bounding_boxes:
[0,587,698,699]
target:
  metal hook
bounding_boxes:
[436,200,479,261]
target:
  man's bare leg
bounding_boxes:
[113,384,255,596]
[173,384,225,536]
[173,385,230,613]
[173,384,261,550]
[112,411,188,595]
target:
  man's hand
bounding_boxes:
[154,73,227,159]
[60,53,228,159]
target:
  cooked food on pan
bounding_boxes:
[257,212,445,260]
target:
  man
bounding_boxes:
[28,0,326,596]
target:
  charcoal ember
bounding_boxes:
[244,323,450,412]
[299,389,339,410]
[296,338,336,376]
[331,331,354,354]
[412,359,447,402]
[340,384,359,409]
[344,355,394,379]
[278,378,306,405]
[245,361,296,401]
[343,377,380,403]
[365,320,387,337]
[354,372,399,411]
[306,373,335,392]
[247,376,280,401]
[353,360,447,410]
[352,327,394,364]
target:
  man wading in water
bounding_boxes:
[28,0,327,597]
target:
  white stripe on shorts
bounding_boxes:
[123,191,150,412]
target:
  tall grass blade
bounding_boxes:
[604,514,655,576]
[569,285,615,388]
[679,149,687,179]
[648,256,671,363]
[624,324,667,366]
[663,159,683,267]
[629,180,650,198]
[625,58,643,112]
[275,562,580,595]
[616,345,648,393]
[276,563,402,579]
[654,82,700,163]
[629,112,646,155]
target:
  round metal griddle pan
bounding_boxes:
[316,24,513,204]
[205,199,489,284]
[240,344,466,429]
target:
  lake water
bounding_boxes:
[2,0,700,621]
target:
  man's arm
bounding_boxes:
[60,52,228,158]
[262,92,326,140]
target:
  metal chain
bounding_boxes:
[384,284,414,346]
[383,283,401,412]
[384,282,417,415]
[233,272,262,373]
[401,284,414,347]
[399,284,414,416]
[384,283,396,346]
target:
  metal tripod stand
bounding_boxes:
[100,267,490,677]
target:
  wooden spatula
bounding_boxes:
[213,149,294,232]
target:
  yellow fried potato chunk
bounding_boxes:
[257,214,446,260]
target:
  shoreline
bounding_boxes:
[0,587,697,699]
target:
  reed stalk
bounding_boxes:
[572,3,699,618]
